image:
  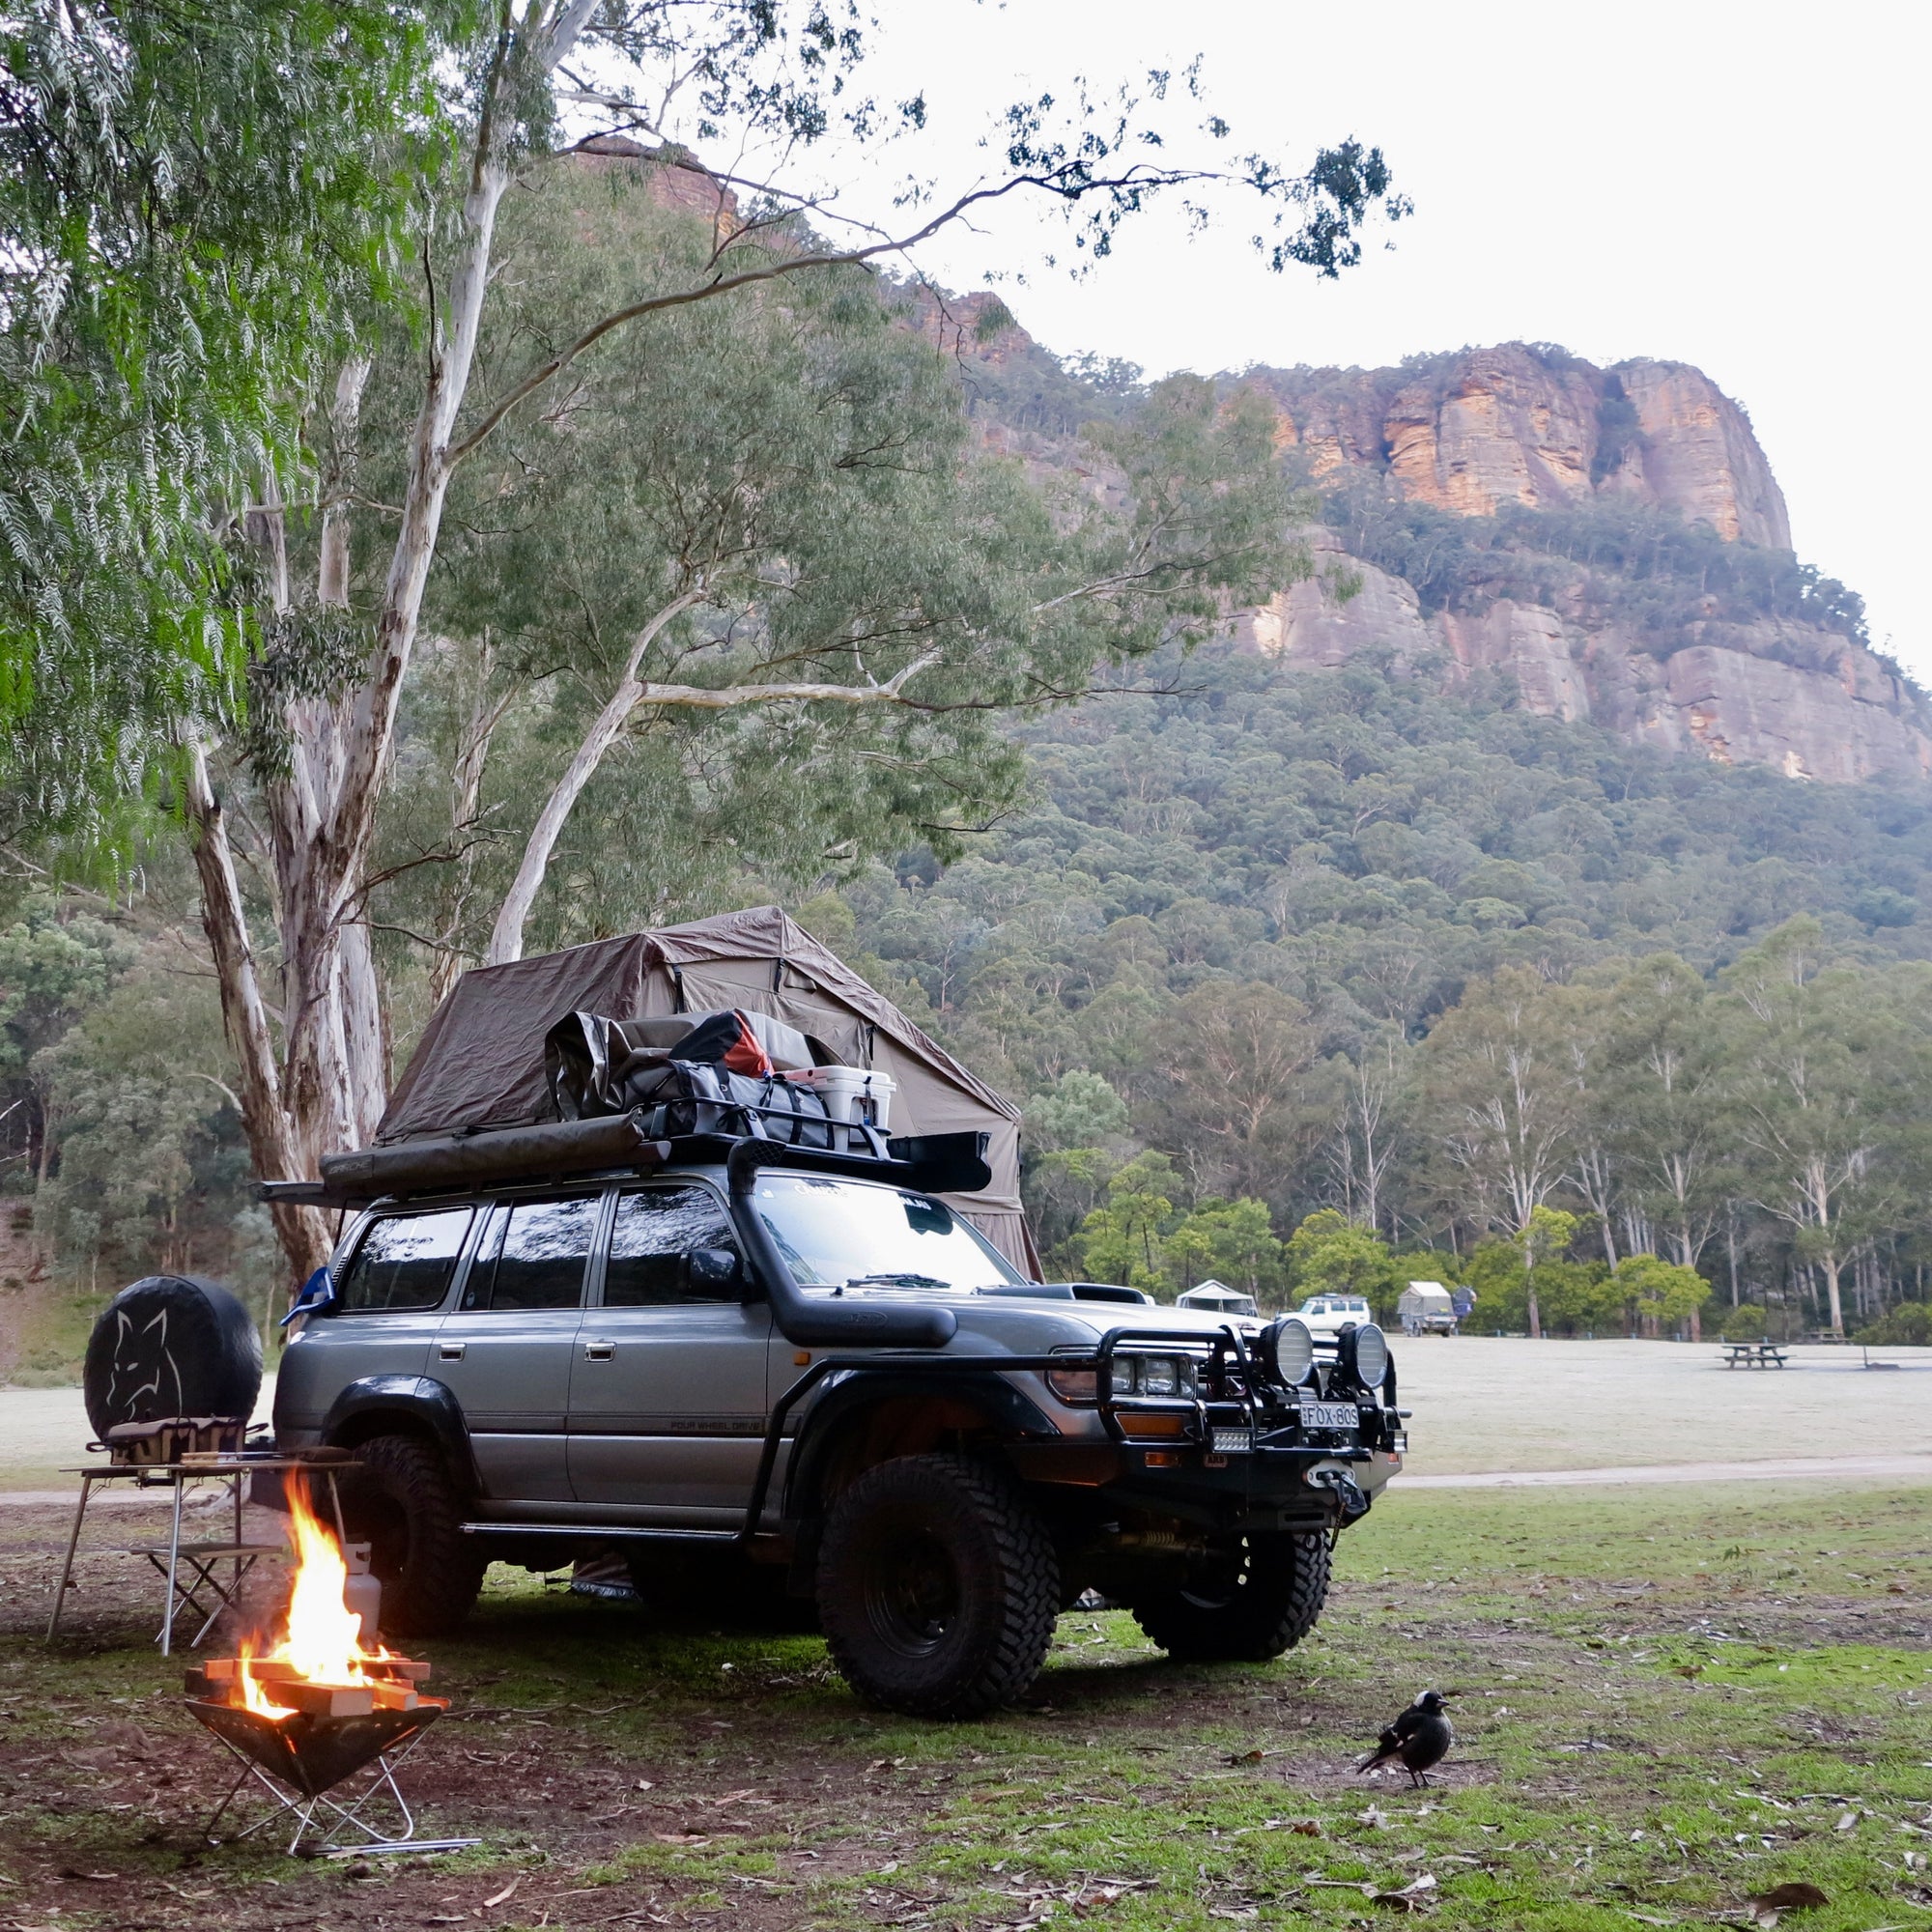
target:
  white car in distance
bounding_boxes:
[1295,1293,1375,1339]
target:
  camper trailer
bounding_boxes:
[1398,1281,1458,1336]
[1176,1280,1260,1320]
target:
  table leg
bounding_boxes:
[44,1475,94,1640]
[160,1474,185,1657]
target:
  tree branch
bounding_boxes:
[444,162,1244,470]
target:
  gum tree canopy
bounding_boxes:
[2,0,1410,1283]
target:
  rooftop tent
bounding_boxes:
[377,906,1039,1276]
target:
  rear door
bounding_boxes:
[567,1182,773,1522]
[431,1190,603,1504]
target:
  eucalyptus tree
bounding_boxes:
[1595,954,1731,1272]
[363,162,1308,980]
[1418,965,1579,1253]
[1149,980,1322,1203]
[7,1,1406,1285]
[1718,919,1918,1337]
[0,0,449,823]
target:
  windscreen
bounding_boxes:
[752,1175,1024,1292]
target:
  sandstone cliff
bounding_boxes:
[552,168,1925,790]
[1249,343,1792,547]
[968,326,1927,785]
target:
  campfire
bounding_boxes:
[185,1476,463,1854]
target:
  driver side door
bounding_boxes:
[566,1182,774,1524]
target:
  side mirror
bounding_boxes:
[688,1245,746,1297]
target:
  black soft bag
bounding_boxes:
[622,1058,835,1147]
[545,1009,833,1145]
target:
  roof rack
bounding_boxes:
[259,1116,992,1208]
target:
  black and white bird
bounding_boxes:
[1358,1690,1455,1787]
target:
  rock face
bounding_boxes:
[1383,347,1600,517]
[1248,343,1792,544]
[1614,360,1790,548]
[1225,343,1924,784]
[1250,564,1931,785]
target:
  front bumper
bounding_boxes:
[1009,1413,1404,1534]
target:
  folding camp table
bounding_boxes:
[45,1451,355,1654]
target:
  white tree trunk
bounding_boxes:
[185,741,330,1287]
[483,618,937,967]
[429,635,507,1006]
[485,587,709,965]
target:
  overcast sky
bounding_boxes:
[807,1,1928,676]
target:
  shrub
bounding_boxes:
[1856,1302,1932,1347]
[1719,1303,1768,1342]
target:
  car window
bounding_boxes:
[462,1195,599,1312]
[751,1175,1022,1291]
[335,1208,473,1313]
[603,1185,738,1307]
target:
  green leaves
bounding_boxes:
[0,0,459,818]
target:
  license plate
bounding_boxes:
[1300,1401,1360,1432]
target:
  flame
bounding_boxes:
[225,1475,393,1713]
[233,1635,295,1719]
[276,1478,375,1686]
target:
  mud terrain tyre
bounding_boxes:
[339,1434,485,1638]
[1128,1531,1330,1662]
[816,1454,1060,1719]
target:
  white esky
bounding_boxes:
[694,1,1928,676]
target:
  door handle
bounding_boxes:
[438,1341,466,1361]
[583,1340,614,1361]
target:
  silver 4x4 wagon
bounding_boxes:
[274,1129,1407,1717]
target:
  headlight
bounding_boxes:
[1258,1316,1314,1388]
[1046,1361,1097,1404]
[1048,1351,1198,1406]
[1338,1321,1389,1389]
[1140,1357,1182,1397]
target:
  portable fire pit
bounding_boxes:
[183,1476,475,1856]
[185,1654,467,1854]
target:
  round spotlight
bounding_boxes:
[1340,1321,1389,1389]
[1258,1316,1315,1387]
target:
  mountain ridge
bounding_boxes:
[944,309,1928,785]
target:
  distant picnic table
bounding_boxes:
[1721,1342,1789,1368]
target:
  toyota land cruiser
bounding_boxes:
[271,1127,1407,1718]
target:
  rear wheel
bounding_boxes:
[338,1434,485,1637]
[1128,1531,1329,1662]
[816,1454,1060,1719]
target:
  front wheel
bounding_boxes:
[815,1454,1060,1719]
[1128,1531,1330,1662]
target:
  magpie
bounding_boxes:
[1358,1690,1455,1787]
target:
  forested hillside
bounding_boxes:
[4,133,1931,1359]
[823,646,1932,1340]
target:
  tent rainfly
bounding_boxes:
[1175,1280,1259,1318]
[377,906,1039,1274]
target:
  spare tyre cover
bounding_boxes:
[82,1275,263,1442]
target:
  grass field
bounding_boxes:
[3,1477,1929,1931]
